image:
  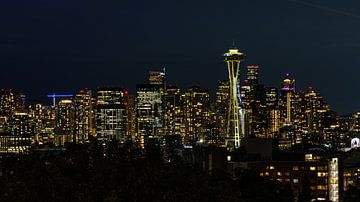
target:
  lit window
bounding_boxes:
[269,166,275,170]
[305,154,313,161]
[265,172,269,176]
[317,185,327,190]
[293,179,299,183]
[317,172,327,177]
[293,166,299,171]
[277,172,282,176]
[227,156,231,161]
[310,166,316,171]
[344,172,351,177]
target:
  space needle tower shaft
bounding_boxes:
[224,47,245,149]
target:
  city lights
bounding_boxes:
[0,49,359,202]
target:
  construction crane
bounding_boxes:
[47,93,73,107]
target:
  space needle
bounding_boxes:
[224,47,245,149]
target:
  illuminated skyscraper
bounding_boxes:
[124,92,136,140]
[240,80,251,106]
[182,86,210,143]
[28,102,56,145]
[246,65,259,102]
[350,112,360,133]
[164,85,182,136]
[280,74,295,126]
[149,69,166,87]
[148,69,166,135]
[14,93,26,111]
[268,108,281,138]
[136,84,163,139]
[242,65,267,138]
[74,89,94,143]
[96,88,124,105]
[265,87,278,108]
[0,89,15,116]
[224,47,245,149]
[265,87,280,138]
[215,80,229,139]
[96,88,127,144]
[247,66,259,83]
[55,99,75,145]
[277,74,296,149]
[0,111,32,153]
[304,86,328,134]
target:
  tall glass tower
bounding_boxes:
[224,47,245,149]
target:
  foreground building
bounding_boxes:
[228,152,342,201]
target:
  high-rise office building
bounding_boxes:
[164,85,182,137]
[28,102,57,145]
[0,89,15,116]
[224,47,246,149]
[1,111,33,153]
[74,89,94,144]
[55,99,75,145]
[268,108,281,138]
[350,112,360,133]
[215,80,230,140]
[247,66,259,83]
[246,65,259,102]
[96,88,127,144]
[96,88,124,105]
[240,80,251,106]
[243,66,269,138]
[124,92,136,140]
[280,74,295,126]
[304,86,327,134]
[182,86,210,143]
[323,125,344,148]
[265,87,278,108]
[136,84,164,138]
[14,93,26,111]
[277,74,297,149]
[149,69,166,87]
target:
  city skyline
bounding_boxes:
[0,53,356,201]
[0,61,353,116]
[0,60,354,116]
[1,0,360,114]
[3,1,360,201]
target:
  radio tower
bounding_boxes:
[224,47,245,149]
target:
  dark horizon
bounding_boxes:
[1,0,360,114]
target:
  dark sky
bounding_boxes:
[1,0,360,114]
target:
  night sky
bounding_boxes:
[1,0,360,114]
